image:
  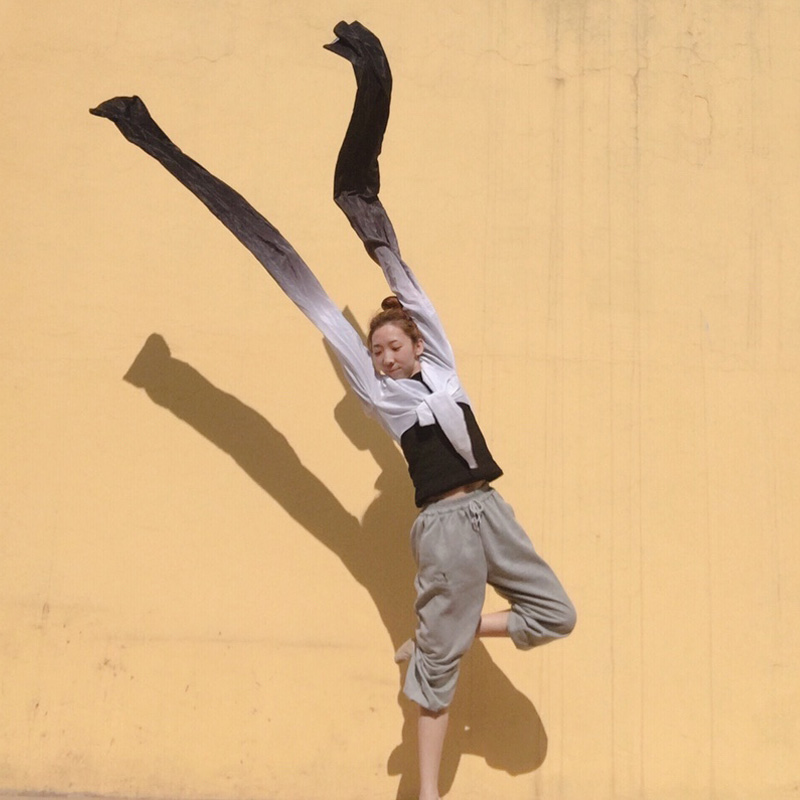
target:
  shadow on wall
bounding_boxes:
[124,329,547,797]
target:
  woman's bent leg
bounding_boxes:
[479,489,576,648]
[477,609,511,637]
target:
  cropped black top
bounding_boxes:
[401,374,503,507]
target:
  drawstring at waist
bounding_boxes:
[467,498,484,531]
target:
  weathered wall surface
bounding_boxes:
[2,2,799,798]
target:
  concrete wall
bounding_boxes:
[2,1,799,798]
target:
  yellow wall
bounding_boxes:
[2,2,799,798]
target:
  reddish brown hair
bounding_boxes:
[367,296,422,348]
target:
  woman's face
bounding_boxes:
[370,323,424,379]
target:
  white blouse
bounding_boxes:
[288,237,479,470]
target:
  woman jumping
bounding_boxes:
[91,21,575,800]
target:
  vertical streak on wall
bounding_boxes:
[699,2,718,791]
[746,1,786,788]
[700,6,718,791]
[697,5,717,776]
[746,2,765,355]
[544,4,566,795]
[609,3,645,798]
[599,10,617,796]
[697,6,717,774]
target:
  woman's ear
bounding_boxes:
[415,339,425,358]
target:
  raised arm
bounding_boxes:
[325,21,456,370]
[89,94,377,406]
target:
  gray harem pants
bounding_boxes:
[403,485,576,712]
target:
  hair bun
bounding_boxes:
[368,295,422,348]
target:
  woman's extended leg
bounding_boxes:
[418,706,449,800]
[404,495,489,799]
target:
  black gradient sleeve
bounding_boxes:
[324,20,399,257]
[326,22,457,370]
[89,94,376,404]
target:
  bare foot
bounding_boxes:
[394,638,415,663]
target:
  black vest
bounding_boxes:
[400,373,503,507]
